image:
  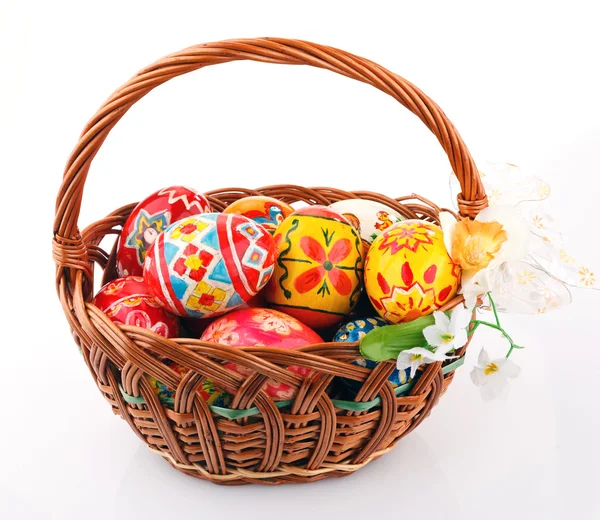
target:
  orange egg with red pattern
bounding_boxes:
[365,220,460,324]
[223,196,294,235]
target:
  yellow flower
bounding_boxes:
[579,267,596,287]
[517,270,536,285]
[451,219,508,273]
[535,181,551,200]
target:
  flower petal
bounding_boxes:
[477,348,491,367]
[396,348,429,378]
[450,305,472,332]
[451,219,507,272]
[483,260,572,314]
[452,329,469,350]
[496,358,521,379]
[423,325,446,347]
[462,291,479,313]
[328,238,352,264]
[480,376,510,401]
[409,359,422,379]
[294,266,325,294]
[431,349,457,361]
[396,351,414,372]
[470,366,487,386]
[328,268,352,296]
[406,346,437,361]
[477,205,529,267]
[460,269,493,309]
[433,310,451,330]
[439,211,457,259]
[300,236,327,262]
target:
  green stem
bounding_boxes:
[467,321,481,336]
[488,293,501,327]
[469,319,525,358]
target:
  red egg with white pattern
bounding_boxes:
[93,276,180,338]
[200,307,323,400]
[117,186,211,277]
[143,213,276,318]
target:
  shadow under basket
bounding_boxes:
[52,38,487,485]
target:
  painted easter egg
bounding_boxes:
[329,199,405,243]
[201,308,323,400]
[143,213,276,318]
[264,206,364,329]
[181,291,266,338]
[93,276,180,338]
[365,220,460,324]
[333,317,409,387]
[117,186,211,277]
[223,196,294,235]
[146,361,231,409]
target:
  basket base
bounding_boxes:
[151,446,390,486]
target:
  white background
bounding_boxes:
[1,1,599,518]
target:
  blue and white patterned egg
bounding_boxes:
[334,317,409,387]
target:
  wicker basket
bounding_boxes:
[52,38,488,485]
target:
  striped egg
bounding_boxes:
[143,213,276,318]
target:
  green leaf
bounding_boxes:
[359,315,436,361]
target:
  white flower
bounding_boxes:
[397,346,456,380]
[440,206,530,310]
[423,305,472,350]
[448,163,599,314]
[470,348,521,401]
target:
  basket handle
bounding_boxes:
[53,38,487,263]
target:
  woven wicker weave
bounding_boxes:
[53,38,488,485]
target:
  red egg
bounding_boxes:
[117,186,211,277]
[93,276,180,338]
[143,213,276,318]
[200,307,322,400]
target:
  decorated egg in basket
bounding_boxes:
[201,308,323,400]
[329,199,405,243]
[117,186,211,277]
[146,361,232,408]
[93,276,180,338]
[264,206,364,329]
[144,213,276,318]
[144,213,275,318]
[223,196,294,235]
[333,317,409,387]
[365,220,460,323]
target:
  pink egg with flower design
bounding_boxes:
[117,186,211,277]
[200,307,322,400]
[93,276,180,338]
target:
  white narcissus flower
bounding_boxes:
[397,347,457,380]
[470,348,521,401]
[423,305,472,350]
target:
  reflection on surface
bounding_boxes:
[113,435,459,520]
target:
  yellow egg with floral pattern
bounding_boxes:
[265,206,364,329]
[365,220,460,323]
